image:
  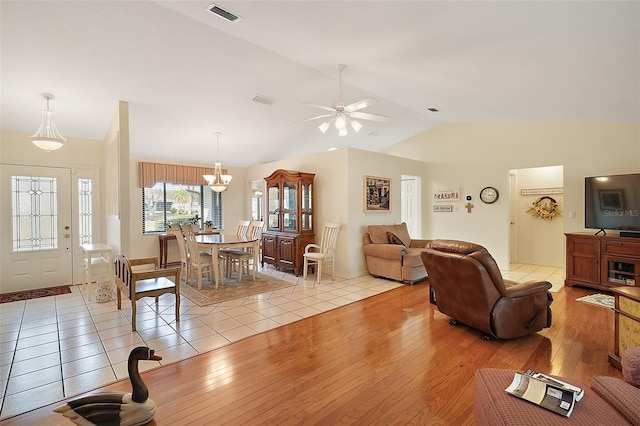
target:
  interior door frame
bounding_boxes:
[401,175,421,238]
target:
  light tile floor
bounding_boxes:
[0,263,564,419]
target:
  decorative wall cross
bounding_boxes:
[465,202,474,213]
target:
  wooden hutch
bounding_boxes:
[261,169,315,276]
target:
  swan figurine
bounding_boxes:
[54,346,162,426]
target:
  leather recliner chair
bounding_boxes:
[421,240,553,339]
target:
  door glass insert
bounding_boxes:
[11,175,58,251]
[78,178,93,244]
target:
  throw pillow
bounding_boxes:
[387,232,405,246]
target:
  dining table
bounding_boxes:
[194,233,260,289]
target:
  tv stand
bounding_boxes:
[620,231,640,239]
[565,233,640,291]
[595,228,606,236]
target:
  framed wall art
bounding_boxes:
[364,176,391,212]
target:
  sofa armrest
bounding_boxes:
[409,239,431,249]
[591,375,640,425]
[504,280,552,298]
[363,243,408,260]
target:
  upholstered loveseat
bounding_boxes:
[362,222,430,283]
[474,347,640,425]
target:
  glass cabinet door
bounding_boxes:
[267,184,280,230]
[301,182,312,231]
[283,182,297,231]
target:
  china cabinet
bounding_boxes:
[261,169,315,276]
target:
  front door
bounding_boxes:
[0,164,73,292]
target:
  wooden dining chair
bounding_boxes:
[114,255,181,332]
[303,222,341,284]
[220,219,252,275]
[184,231,216,289]
[174,229,191,284]
[225,220,265,282]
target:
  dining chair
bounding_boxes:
[114,255,181,332]
[303,222,341,284]
[184,231,216,289]
[220,219,252,275]
[225,220,265,281]
[174,229,191,284]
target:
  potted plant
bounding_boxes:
[204,220,213,232]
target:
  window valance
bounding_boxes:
[138,161,228,188]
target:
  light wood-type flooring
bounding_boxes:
[1,279,620,425]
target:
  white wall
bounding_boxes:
[389,122,640,268]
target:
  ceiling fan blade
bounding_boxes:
[345,97,377,113]
[350,111,390,122]
[296,114,334,124]
[302,102,336,112]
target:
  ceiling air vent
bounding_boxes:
[252,95,276,106]
[208,4,242,22]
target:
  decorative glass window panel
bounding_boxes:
[78,178,93,244]
[11,175,58,251]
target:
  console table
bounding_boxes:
[609,286,640,369]
[158,230,220,268]
[80,243,113,302]
[565,233,640,291]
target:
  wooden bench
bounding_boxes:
[114,255,181,331]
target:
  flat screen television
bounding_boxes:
[585,173,640,236]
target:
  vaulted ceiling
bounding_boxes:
[2,1,638,167]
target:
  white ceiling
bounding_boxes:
[1,1,638,168]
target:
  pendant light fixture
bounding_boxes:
[30,93,66,151]
[203,132,232,192]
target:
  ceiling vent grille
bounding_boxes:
[208,4,242,22]
[252,95,276,106]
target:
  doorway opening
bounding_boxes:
[508,165,564,267]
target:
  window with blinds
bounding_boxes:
[142,183,223,233]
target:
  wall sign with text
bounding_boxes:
[434,188,461,202]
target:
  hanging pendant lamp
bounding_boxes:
[203,132,232,192]
[30,93,66,151]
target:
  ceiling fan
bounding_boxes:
[299,64,390,136]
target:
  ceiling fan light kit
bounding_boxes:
[301,64,390,137]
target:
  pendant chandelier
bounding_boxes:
[203,132,232,192]
[30,93,66,151]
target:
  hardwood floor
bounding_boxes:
[1,282,620,425]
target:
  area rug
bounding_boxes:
[0,285,72,303]
[576,293,615,309]
[180,272,296,306]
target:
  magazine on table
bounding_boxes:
[505,370,584,417]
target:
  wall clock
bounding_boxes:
[479,187,499,204]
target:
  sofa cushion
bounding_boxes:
[622,347,640,388]
[368,223,411,247]
[403,248,426,267]
[387,232,405,245]
[591,375,640,425]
